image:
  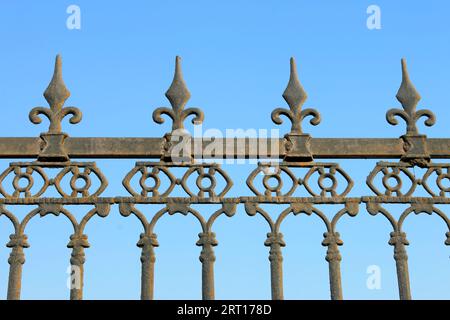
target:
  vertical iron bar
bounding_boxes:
[393,242,411,300]
[326,244,343,300]
[269,246,284,300]
[198,232,217,300]
[389,231,411,300]
[7,246,25,300]
[138,233,158,300]
[323,232,344,300]
[266,232,285,300]
[200,244,215,300]
[67,234,90,300]
[395,254,411,300]
[140,245,156,300]
[69,247,85,300]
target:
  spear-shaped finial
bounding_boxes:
[153,56,204,133]
[282,57,307,113]
[43,54,70,110]
[395,58,421,114]
[386,58,435,135]
[29,55,82,134]
[165,56,191,113]
[271,57,320,135]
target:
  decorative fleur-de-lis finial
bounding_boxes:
[271,57,321,135]
[386,58,435,136]
[29,55,82,134]
[152,56,204,133]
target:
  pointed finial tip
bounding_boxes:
[165,55,190,108]
[395,57,421,108]
[172,56,185,82]
[288,57,299,81]
[55,54,62,65]
[289,57,297,69]
[282,56,307,110]
[401,58,408,73]
[399,57,415,85]
[174,56,183,72]
[43,54,70,107]
[54,54,62,71]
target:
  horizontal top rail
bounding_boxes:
[0,137,449,159]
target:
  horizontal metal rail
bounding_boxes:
[0,137,449,159]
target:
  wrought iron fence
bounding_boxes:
[0,55,449,300]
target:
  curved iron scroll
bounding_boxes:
[1,203,110,300]
[366,202,450,300]
[244,201,359,300]
[123,162,232,199]
[118,201,237,300]
[247,162,353,198]
[0,162,107,199]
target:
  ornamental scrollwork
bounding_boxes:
[152,56,204,134]
[244,199,359,299]
[123,162,232,199]
[0,162,107,199]
[367,162,450,198]
[386,59,435,136]
[29,55,82,135]
[246,162,353,198]
[271,57,321,135]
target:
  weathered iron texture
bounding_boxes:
[0,55,448,300]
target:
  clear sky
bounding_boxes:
[0,1,449,299]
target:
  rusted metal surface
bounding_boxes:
[0,137,449,159]
[0,55,448,301]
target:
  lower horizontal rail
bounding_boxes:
[0,196,448,205]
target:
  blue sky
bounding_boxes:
[0,1,449,299]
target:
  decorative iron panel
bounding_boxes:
[0,55,449,300]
